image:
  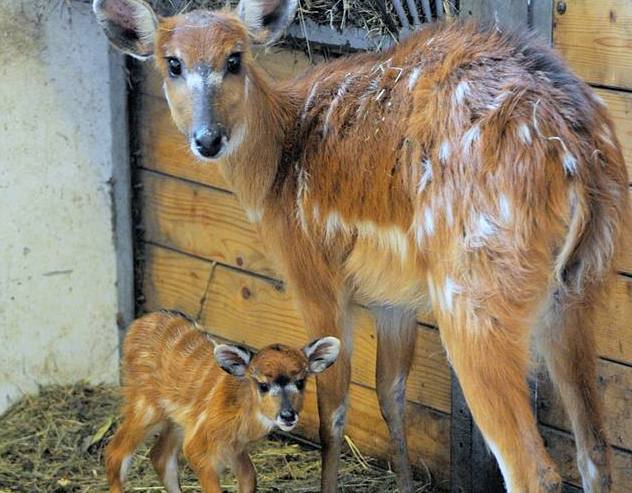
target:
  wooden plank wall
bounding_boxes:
[133,9,632,488]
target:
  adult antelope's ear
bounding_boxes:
[236,0,298,46]
[93,0,158,59]
[214,344,253,377]
[303,337,341,374]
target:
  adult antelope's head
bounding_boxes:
[214,337,340,431]
[94,0,297,160]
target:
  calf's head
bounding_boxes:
[93,0,297,160]
[214,337,340,431]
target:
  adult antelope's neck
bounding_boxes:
[221,62,302,216]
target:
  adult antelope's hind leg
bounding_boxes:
[437,295,560,492]
[536,290,611,492]
[372,305,417,493]
[149,421,183,493]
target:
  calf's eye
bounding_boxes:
[258,382,270,393]
[166,57,182,77]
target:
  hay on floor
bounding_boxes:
[0,384,435,492]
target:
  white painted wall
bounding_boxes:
[0,0,130,413]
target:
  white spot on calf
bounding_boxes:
[439,140,451,163]
[453,80,470,105]
[445,201,454,227]
[517,123,531,144]
[331,403,347,438]
[408,66,422,91]
[256,412,275,432]
[163,451,181,493]
[120,454,133,483]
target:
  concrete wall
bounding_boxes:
[0,0,132,413]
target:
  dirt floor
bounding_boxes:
[0,384,435,492]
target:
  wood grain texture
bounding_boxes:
[537,360,632,451]
[542,426,632,493]
[596,88,632,180]
[553,0,632,90]
[142,243,452,414]
[141,170,277,277]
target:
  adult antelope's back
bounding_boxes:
[95,1,629,491]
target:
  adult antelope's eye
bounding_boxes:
[167,57,182,77]
[258,382,270,393]
[296,379,305,391]
[226,52,241,74]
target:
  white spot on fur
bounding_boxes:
[563,152,578,175]
[591,92,606,107]
[517,123,531,144]
[486,440,513,491]
[296,167,310,232]
[408,66,422,91]
[439,140,451,163]
[223,124,246,157]
[462,125,480,156]
[246,208,263,223]
[499,194,512,222]
[256,412,275,431]
[302,82,320,121]
[324,73,354,134]
[379,226,409,260]
[600,124,615,147]
[163,451,181,493]
[418,159,432,193]
[324,211,347,241]
[186,72,204,90]
[453,80,470,105]
[205,71,222,87]
[120,454,133,482]
[440,278,461,312]
[467,213,497,248]
[423,207,435,236]
[445,201,454,227]
[285,383,299,394]
[331,403,347,438]
[190,410,208,438]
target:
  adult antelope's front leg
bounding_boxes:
[285,254,352,493]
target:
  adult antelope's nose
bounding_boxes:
[280,409,297,423]
[193,126,225,159]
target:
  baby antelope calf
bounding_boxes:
[105,311,340,493]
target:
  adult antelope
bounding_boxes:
[94,1,629,491]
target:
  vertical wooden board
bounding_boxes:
[460,0,529,30]
[296,381,452,489]
[142,244,452,413]
[594,275,632,365]
[553,0,632,90]
[542,426,632,492]
[141,170,277,277]
[537,360,632,450]
[596,89,632,181]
